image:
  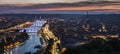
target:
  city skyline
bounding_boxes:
[0,0,120,14]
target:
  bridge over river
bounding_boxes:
[5,20,47,54]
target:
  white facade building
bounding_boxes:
[20,20,46,33]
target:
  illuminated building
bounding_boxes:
[20,20,46,33]
[99,23,107,32]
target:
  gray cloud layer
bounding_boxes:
[0,1,120,13]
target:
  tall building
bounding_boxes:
[82,12,90,31]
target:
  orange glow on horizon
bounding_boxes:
[38,5,120,12]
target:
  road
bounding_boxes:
[4,20,46,54]
[42,24,61,54]
[0,21,32,33]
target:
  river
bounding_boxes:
[5,20,46,54]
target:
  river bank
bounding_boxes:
[4,20,47,54]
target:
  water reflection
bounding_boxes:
[5,20,46,54]
[5,33,41,54]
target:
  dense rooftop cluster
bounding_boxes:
[49,15,120,47]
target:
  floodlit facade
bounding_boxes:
[20,20,46,32]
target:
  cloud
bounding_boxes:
[0,1,120,13]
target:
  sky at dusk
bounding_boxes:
[0,0,120,14]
